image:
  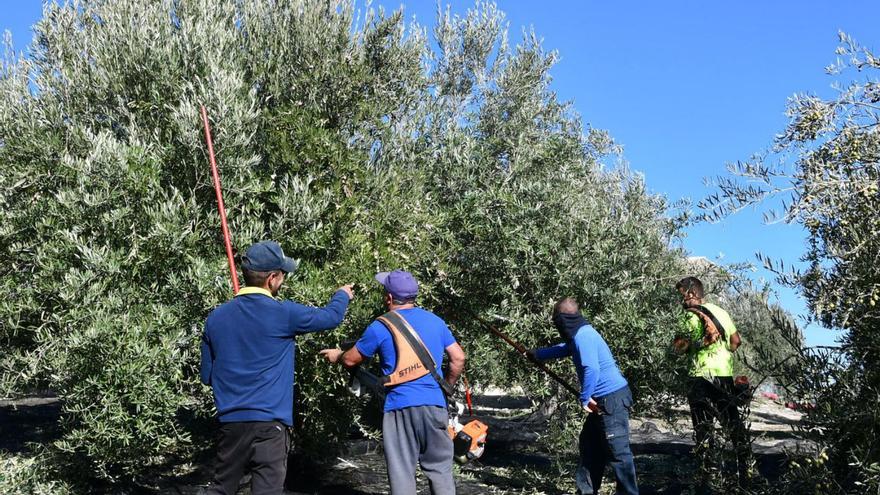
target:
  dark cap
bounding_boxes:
[241,241,298,273]
[375,270,419,301]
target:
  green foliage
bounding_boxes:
[413,6,688,413]
[703,32,880,493]
[0,0,710,488]
[0,452,72,495]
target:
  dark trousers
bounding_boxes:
[206,421,289,495]
[575,385,639,495]
[687,377,750,481]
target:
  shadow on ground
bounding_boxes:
[0,396,61,454]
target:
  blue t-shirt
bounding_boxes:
[534,324,628,406]
[355,307,456,412]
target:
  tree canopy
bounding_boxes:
[704,32,880,493]
[0,1,803,491]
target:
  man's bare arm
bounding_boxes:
[445,342,465,387]
[729,333,742,352]
[319,346,366,368]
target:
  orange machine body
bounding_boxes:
[450,419,488,464]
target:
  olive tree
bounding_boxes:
[703,32,880,493]
[0,0,441,486]
[0,0,694,489]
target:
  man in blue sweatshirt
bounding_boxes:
[529,297,638,495]
[200,240,353,495]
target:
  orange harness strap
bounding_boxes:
[377,311,455,398]
[377,312,432,387]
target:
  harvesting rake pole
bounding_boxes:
[200,105,239,295]
[471,312,581,399]
[446,300,581,400]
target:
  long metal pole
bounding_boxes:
[467,311,581,399]
[200,105,239,295]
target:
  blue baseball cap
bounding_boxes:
[241,241,298,273]
[375,270,419,300]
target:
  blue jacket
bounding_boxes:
[534,324,628,406]
[200,286,350,425]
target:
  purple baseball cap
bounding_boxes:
[375,270,419,300]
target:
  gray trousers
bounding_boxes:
[382,405,455,495]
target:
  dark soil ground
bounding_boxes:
[0,392,808,494]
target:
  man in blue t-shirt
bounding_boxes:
[528,297,638,495]
[201,240,353,495]
[320,270,465,495]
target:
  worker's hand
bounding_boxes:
[702,324,721,347]
[672,337,690,354]
[525,349,539,363]
[583,398,599,414]
[319,348,344,364]
[337,284,354,299]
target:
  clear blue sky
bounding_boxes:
[5,1,878,347]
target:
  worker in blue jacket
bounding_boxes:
[200,240,353,495]
[528,297,638,495]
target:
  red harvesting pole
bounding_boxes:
[200,105,240,295]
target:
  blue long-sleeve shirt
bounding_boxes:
[200,286,350,425]
[534,324,628,406]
